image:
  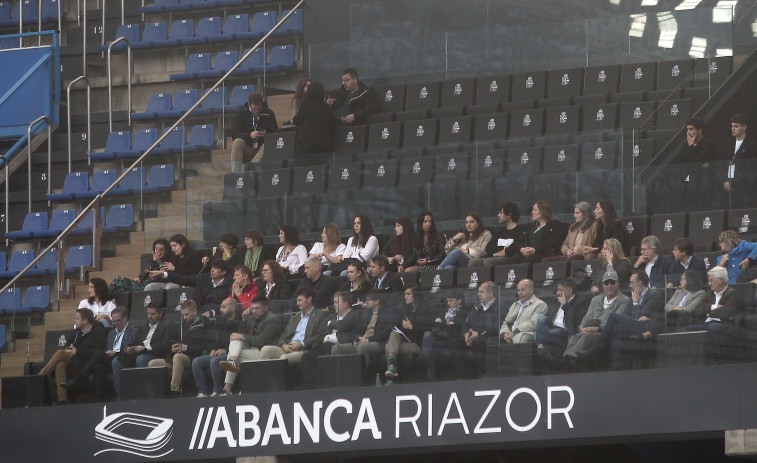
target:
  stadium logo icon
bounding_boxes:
[94,406,174,458]
[454,83,462,95]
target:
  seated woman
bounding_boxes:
[309,223,346,275]
[292,81,336,165]
[384,217,417,273]
[109,238,174,294]
[717,230,757,283]
[37,308,106,404]
[665,269,707,330]
[505,201,564,264]
[438,212,492,269]
[591,238,633,293]
[79,278,116,327]
[586,200,630,256]
[406,211,445,272]
[242,229,275,277]
[289,76,311,122]
[202,232,244,272]
[257,260,294,301]
[543,201,596,262]
[145,233,204,291]
[340,215,379,276]
[275,225,308,275]
[341,261,371,303]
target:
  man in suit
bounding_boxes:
[667,237,708,287]
[296,257,340,309]
[535,278,587,355]
[112,303,176,400]
[722,113,757,208]
[633,235,673,288]
[301,291,360,388]
[369,254,405,299]
[499,279,548,344]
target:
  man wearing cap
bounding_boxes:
[563,269,631,359]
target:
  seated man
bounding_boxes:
[563,270,631,360]
[260,287,327,369]
[499,279,548,344]
[301,291,360,389]
[469,202,524,267]
[112,304,176,400]
[633,235,673,288]
[191,298,242,397]
[229,92,278,172]
[296,257,339,309]
[667,237,707,288]
[219,296,283,394]
[369,255,405,292]
[327,67,376,126]
[535,278,587,356]
[148,300,210,393]
[150,259,233,313]
[385,285,437,380]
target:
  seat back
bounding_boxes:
[48,209,76,231]
[20,211,49,233]
[117,166,148,191]
[132,128,159,151]
[250,11,276,36]
[112,23,140,45]
[104,130,132,152]
[145,92,172,113]
[90,169,118,193]
[105,204,135,229]
[200,87,227,109]
[61,171,89,194]
[280,8,302,34]
[168,18,194,40]
[267,45,294,70]
[173,89,199,111]
[7,250,35,272]
[159,126,187,150]
[33,249,57,274]
[65,245,93,267]
[227,85,256,109]
[224,13,249,35]
[213,50,238,72]
[142,21,167,43]
[195,16,222,39]
[147,164,175,189]
[22,285,50,310]
[0,287,21,313]
[184,53,212,73]
[188,124,215,148]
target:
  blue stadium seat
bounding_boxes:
[157,89,198,119]
[100,23,140,52]
[131,93,172,121]
[223,14,253,40]
[77,169,117,198]
[0,2,13,27]
[35,209,76,238]
[17,0,38,24]
[250,11,276,37]
[47,172,89,200]
[194,87,227,115]
[204,50,238,77]
[64,245,93,273]
[6,212,49,240]
[185,124,215,151]
[153,126,187,155]
[0,288,22,314]
[134,21,169,49]
[40,0,63,22]
[19,285,51,313]
[169,18,195,46]
[235,48,265,75]
[171,53,212,80]
[0,252,6,273]
[182,16,221,45]
[0,250,35,279]
[114,167,147,195]
[70,209,95,235]
[139,0,179,13]
[226,84,256,111]
[91,130,131,160]
[275,9,302,36]
[27,249,56,277]
[145,164,176,192]
[103,204,135,233]
[267,45,295,71]
[116,128,157,159]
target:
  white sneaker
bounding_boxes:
[197,393,209,398]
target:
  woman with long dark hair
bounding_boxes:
[276,225,308,274]
[145,233,204,290]
[587,200,630,256]
[438,212,492,269]
[384,217,417,272]
[664,269,706,329]
[290,77,312,120]
[79,277,116,327]
[340,215,379,275]
[109,238,175,294]
[258,260,295,301]
[406,211,445,272]
[293,81,336,162]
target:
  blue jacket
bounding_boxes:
[717,240,757,283]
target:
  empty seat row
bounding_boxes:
[103,10,302,51]
[6,204,135,240]
[92,125,214,160]
[0,245,93,278]
[47,165,175,200]
[139,0,272,14]
[0,0,62,27]
[169,45,296,81]
[0,285,50,314]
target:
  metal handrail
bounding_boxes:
[67,76,91,171]
[82,1,86,76]
[26,116,51,213]
[2,153,10,247]
[107,37,132,132]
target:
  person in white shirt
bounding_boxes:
[309,223,346,275]
[275,225,308,274]
[340,215,379,276]
[78,277,116,327]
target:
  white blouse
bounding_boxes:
[276,244,308,274]
[78,298,116,319]
[309,242,347,265]
[342,235,379,262]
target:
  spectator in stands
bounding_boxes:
[289,77,312,121]
[229,92,278,173]
[191,298,241,397]
[276,224,308,275]
[633,235,673,288]
[499,279,548,344]
[675,117,717,207]
[426,289,469,379]
[227,265,258,312]
[470,202,523,267]
[296,256,340,309]
[505,201,564,264]
[60,306,137,401]
[406,211,445,272]
[535,278,587,357]
[667,237,708,287]
[293,81,336,164]
[543,201,597,262]
[333,291,401,373]
[369,255,405,293]
[446,281,502,379]
[586,200,630,256]
[260,287,328,371]
[301,291,360,389]
[340,215,379,275]
[144,233,204,291]
[722,113,757,208]
[309,223,346,275]
[112,304,175,400]
[665,269,707,330]
[150,259,233,313]
[563,269,631,360]
[148,299,210,393]
[79,277,116,327]
[38,308,106,403]
[258,260,294,301]
[439,212,492,269]
[385,285,435,380]
[341,260,371,301]
[243,229,275,277]
[108,238,174,294]
[717,230,757,283]
[219,296,283,394]
[384,217,417,273]
[327,67,376,126]
[202,232,243,272]
[591,238,632,293]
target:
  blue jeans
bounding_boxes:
[438,249,469,269]
[534,315,569,348]
[192,354,227,394]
